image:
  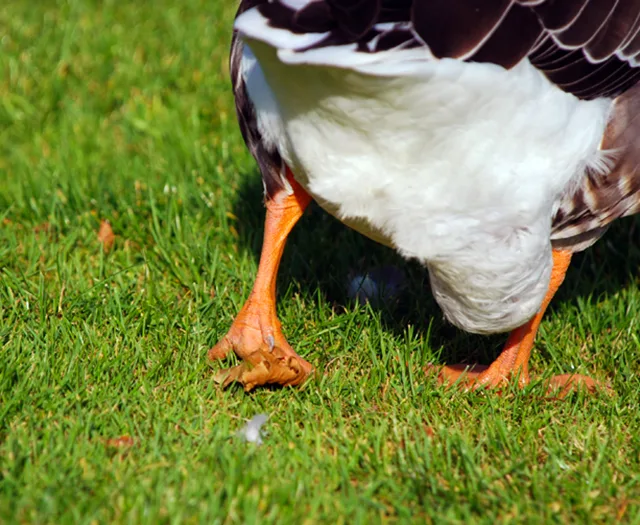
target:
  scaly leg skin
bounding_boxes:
[434,250,611,397]
[210,169,313,392]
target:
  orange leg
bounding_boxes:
[210,169,313,392]
[436,250,606,396]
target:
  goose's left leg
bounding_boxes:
[436,250,605,396]
[210,169,313,391]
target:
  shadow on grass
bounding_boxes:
[231,170,640,367]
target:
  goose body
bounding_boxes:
[214,0,640,391]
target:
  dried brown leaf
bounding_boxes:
[34,222,52,234]
[105,435,134,448]
[98,220,115,253]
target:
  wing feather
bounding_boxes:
[529,0,590,31]
[586,2,640,61]
[550,0,619,48]
[237,0,640,99]
[411,0,511,60]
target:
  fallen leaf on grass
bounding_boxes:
[98,220,116,252]
[34,222,52,234]
[105,435,134,449]
[423,425,436,438]
[617,499,629,521]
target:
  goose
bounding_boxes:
[212,0,640,393]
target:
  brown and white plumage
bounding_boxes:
[232,0,640,248]
[214,1,640,391]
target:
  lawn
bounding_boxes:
[1,1,640,523]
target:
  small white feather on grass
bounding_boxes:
[237,414,269,445]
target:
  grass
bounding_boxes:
[1,1,640,523]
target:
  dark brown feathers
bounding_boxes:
[245,0,640,100]
[411,1,512,60]
[469,6,543,69]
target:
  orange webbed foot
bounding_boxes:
[210,300,313,392]
[430,363,610,398]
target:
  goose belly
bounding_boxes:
[243,41,611,333]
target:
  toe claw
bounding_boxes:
[265,335,275,351]
[209,337,232,360]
